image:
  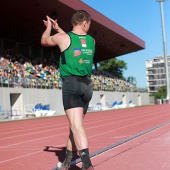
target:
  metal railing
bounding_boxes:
[0,76,147,92]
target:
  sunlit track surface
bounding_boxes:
[0,104,170,170]
[67,120,170,170]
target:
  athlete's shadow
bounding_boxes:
[43,146,81,170]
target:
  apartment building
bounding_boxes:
[145,55,170,94]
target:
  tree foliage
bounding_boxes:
[127,76,137,86]
[152,86,167,100]
[98,58,127,79]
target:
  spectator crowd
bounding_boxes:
[0,48,135,92]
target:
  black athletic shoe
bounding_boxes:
[82,166,95,170]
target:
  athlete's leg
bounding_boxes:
[60,129,76,168]
[66,107,93,169]
[66,107,88,150]
[66,128,77,151]
[61,76,94,169]
[60,107,87,169]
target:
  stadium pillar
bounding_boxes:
[40,48,43,58]
[156,0,170,102]
[94,62,98,70]
[0,39,4,50]
[29,45,32,57]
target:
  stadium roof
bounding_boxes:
[0,0,145,63]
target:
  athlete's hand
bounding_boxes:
[43,16,52,28]
[49,18,59,31]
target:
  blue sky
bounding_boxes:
[82,0,170,88]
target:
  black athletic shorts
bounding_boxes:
[62,75,93,114]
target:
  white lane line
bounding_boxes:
[88,111,170,138]
[0,143,65,164]
[0,150,42,164]
[0,122,68,134]
[0,132,68,149]
[0,109,165,140]
[1,106,169,165]
[0,107,157,132]
[0,109,169,149]
[1,111,169,149]
[0,126,68,140]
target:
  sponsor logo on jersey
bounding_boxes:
[81,39,87,47]
[74,48,82,56]
[79,59,83,64]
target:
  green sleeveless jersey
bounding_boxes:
[59,32,95,79]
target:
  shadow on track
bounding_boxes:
[43,146,81,170]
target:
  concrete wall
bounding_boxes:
[0,88,150,116]
[0,88,64,116]
[90,91,150,107]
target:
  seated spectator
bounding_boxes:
[0,48,136,92]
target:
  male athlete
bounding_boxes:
[41,10,95,170]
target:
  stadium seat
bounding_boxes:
[93,103,103,111]
[117,101,127,108]
[112,101,119,109]
[129,100,135,107]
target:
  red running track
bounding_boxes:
[0,104,170,170]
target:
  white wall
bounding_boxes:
[0,88,150,116]
[90,91,150,107]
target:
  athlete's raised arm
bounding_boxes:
[41,16,65,47]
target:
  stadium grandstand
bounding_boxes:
[0,0,149,120]
[0,49,137,92]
